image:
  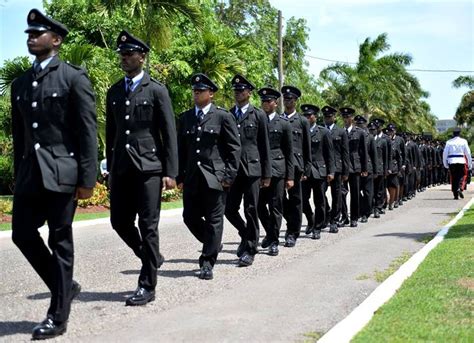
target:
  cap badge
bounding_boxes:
[195,76,200,82]
[30,12,36,20]
[235,78,240,83]
[121,35,127,42]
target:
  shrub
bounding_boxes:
[162,187,182,202]
[78,182,109,208]
[0,155,13,195]
[0,198,12,216]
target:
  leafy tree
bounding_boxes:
[452,75,474,126]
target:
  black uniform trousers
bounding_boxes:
[257,177,285,244]
[283,169,303,238]
[110,169,162,291]
[360,174,374,218]
[449,164,467,197]
[305,178,327,230]
[183,172,227,267]
[12,188,76,323]
[373,175,385,212]
[225,170,261,255]
[302,179,314,228]
[341,173,361,221]
[326,173,343,224]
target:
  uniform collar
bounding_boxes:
[195,102,212,116]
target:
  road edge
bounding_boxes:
[318,196,474,343]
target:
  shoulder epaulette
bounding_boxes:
[64,61,82,70]
[150,77,164,86]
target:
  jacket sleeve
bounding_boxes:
[341,130,350,177]
[359,130,368,173]
[369,136,379,175]
[221,112,241,185]
[155,85,178,178]
[282,121,295,180]
[324,130,336,176]
[301,116,312,177]
[256,109,272,179]
[105,89,115,173]
[11,79,23,180]
[71,69,98,188]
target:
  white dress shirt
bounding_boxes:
[443,136,472,169]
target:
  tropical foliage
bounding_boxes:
[452,75,474,126]
[0,0,448,194]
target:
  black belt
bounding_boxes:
[448,154,464,158]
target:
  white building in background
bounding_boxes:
[436,119,457,132]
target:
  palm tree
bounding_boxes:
[452,75,474,126]
[320,33,435,132]
[98,0,203,71]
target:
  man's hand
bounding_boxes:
[177,183,184,190]
[361,171,368,177]
[76,187,94,200]
[327,174,334,183]
[301,175,307,181]
[342,175,349,182]
[261,178,271,188]
[285,180,294,189]
[221,181,232,188]
[162,177,176,191]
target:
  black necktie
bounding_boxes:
[327,125,331,130]
[33,63,42,76]
[126,78,133,95]
[236,108,243,120]
[197,109,204,123]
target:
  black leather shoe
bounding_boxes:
[388,204,394,211]
[350,221,358,227]
[198,264,213,280]
[312,229,321,240]
[32,318,67,340]
[360,216,368,223]
[329,223,339,233]
[261,236,272,249]
[305,225,313,235]
[284,235,296,247]
[398,200,403,206]
[237,240,246,257]
[459,190,464,199]
[380,209,386,215]
[374,210,380,218]
[238,252,254,267]
[268,243,279,256]
[125,287,155,306]
[394,203,399,209]
[339,218,349,227]
[71,281,81,301]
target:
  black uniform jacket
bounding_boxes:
[230,104,271,178]
[267,115,294,180]
[365,131,379,175]
[309,125,335,179]
[346,126,368,174]
[328,124,350,176]
[177,104,241,191]
[106,73,178,178]
[11,55,97,194]
[374,134,390,176]
[389,135,405,174]
[287,113,312,176]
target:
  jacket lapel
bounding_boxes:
[128,72,150,101]
[35,55,60,81]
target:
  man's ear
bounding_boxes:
[52,33,63,48]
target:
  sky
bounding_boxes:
[1,0,473,120]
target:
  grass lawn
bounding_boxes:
[352,206,474,342]
[0,199,183,231]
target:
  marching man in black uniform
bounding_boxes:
[386,124,404,210]
[340,107,368,227]
[443,127,472,199]
[355,115,378,223]
[257,87,294,256]
[371,118,391,217]
[106,31,178,306]
[302,105,335,239]
[177,74,241,280]
[322,106,350,232]
[281,86,312,247]
[225,75,271,267]
[11,9,97,339]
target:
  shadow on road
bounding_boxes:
[27,291,130,302]
[374,232,438,241]
[0,320,37,337]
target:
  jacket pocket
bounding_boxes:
[52,144,78,185]
[137,137,158,160]
[44,88,69,118]
[244,123,258,139]
[135,98,154,121]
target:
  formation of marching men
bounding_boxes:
[10,10,472,339]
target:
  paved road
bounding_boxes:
[0,184,472,342]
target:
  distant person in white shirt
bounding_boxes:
[443,128,472,199]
